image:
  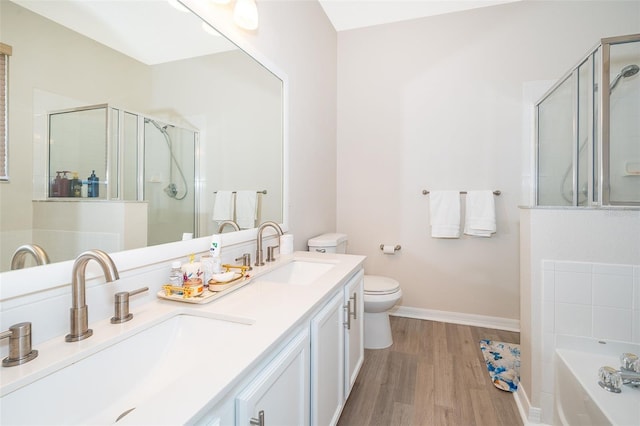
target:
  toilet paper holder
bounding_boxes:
[379,244,401,252]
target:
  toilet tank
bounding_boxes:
[307,233,348,254]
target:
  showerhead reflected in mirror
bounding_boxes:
[0,0,284,271]
[610,64,639,93]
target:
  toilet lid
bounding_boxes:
[364,275,400,295]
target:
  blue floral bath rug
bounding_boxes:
[479,339,520,392]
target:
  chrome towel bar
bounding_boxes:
[422,190,501,196]
[214,190,267,194]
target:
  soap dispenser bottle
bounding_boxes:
[71,172,82,197]
[60,171,71,197]
[209,234,222,274]
[51,172,62,197]
[87,170,99,198]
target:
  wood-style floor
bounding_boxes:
[337,316,522,426]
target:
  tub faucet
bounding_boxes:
[217,220,240,233]
[10,244,50,270]
[255,221,283,266]
[598,353,640,392]
[66,250,120,342]
[620,353,640,386]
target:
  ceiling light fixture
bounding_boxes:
[209,0,258,31]
[233,0,259,30]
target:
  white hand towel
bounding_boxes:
[212,190,234,221]
[464,191,496,237]
[429,191,461,238]
[235,190,257,229]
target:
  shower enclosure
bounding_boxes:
[143,118,197,246]
[47,104,198,246]
[536,33,640,206]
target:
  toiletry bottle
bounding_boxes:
[51,172,62,197]
[169,261,183,287]
[71,172,82,197]
[210,234,222,274]
[87,170,99,198]
[60,171,71,197]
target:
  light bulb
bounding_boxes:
[233,0,258,30]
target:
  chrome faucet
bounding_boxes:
[598,353,640,392]
[255,221,283,266]
[10,244,50,270]
[217,220,240,233]
[66,250,120,342]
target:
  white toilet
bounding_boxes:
[307,233,403,349]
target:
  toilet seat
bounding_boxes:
[364,275,400,295]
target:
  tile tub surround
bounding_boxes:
[539,260,640,423]
[0,251,365,424]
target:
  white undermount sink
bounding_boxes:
[0,313,253,425]
[256,260,336,286]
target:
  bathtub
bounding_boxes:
[554,338,640,426]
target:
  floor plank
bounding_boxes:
[337,317,522,426]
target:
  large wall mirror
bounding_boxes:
[0,0,284,272]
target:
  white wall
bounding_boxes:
[336,1,640,325]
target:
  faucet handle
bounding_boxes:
[235,253,253,270]
[621,353,640,372]
[111,286,149,324]
[0,322,39,367]
[598,366,622,393]
[266,245,279,262]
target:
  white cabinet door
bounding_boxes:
[236,329,310,426]
[310,292,344,426]
[344,270,364,398]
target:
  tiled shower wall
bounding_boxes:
[539,260,640,423]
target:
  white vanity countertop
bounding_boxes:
[0,251,365,425]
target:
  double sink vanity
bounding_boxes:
[0,251,365,425]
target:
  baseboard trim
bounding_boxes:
[513,386,545,425]
[390,305,520,332]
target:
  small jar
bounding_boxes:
[183,278,204,297]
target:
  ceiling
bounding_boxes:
[11,0,236,65]
[318,0,523,31]
[11,0,524,64]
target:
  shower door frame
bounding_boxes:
[600,33,640,206]
[535,32,640,207]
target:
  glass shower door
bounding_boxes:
[537,76,574,206]
[607,39,640,204]
[143,119,196,245]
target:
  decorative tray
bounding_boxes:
[157,273,250,304]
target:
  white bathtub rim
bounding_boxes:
[555,347,640,426]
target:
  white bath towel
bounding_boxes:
[235,190,258,229]
[212,190,234,222]
[429,191,461,238]
[464,191,496,237]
